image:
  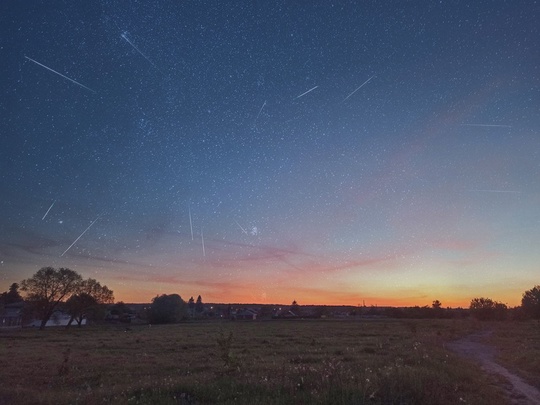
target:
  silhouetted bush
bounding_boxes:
[148,294,186,324]
[469,297,507,321]
[521,285,540,320]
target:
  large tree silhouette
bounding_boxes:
[1,283,23,304]
[21,267,82,329]
[66,278,114,327]
[521,285,540,320]
[195,295,204,315]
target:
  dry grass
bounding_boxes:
[488,320,540,390]
[0,318,520,404]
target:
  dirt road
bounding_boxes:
[447,330,540,404]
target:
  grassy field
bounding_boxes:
[0,318,536,404]
[488,320,540,390]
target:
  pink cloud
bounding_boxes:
[430,237,480,251]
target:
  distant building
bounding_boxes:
[0,302,24,328]
[232,308,258,320]
[28,310,86,328]
[271,308,299,319]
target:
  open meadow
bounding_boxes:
[1,319,538,404]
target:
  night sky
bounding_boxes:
[1,1,539,306]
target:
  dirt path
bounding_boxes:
[447,330,540,404]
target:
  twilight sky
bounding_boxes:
[1,1,539,307]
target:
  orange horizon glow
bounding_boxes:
[110,281,525,309]
[2,248,532,311]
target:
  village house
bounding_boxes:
[0,302,24,328]
[231,308,258,320]
[28,310,87,328]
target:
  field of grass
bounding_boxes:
[489,320,540,390]
[1,318,533,404]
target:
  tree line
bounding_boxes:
[1,267,113,329]
[468,287,540,321]
[367,289,540,321]
[2,266,539,326]
[146,294,206,324]
[0,266,207,327]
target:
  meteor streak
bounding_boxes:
[61,215,101,257]
[24,56,96,93]
[461,124,512,128]
[343,75,375,101]
[42,200,56,220]
[188,204,194,240]
[469,189,521,194]
[121,33,162,73]
[255,100,266,123]
[201,227,206,257]
[235,220,248,234]
[294,86,318,99]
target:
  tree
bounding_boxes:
[521,285,540,320]
[195,295,204,315]
[432,300,445,318]
[108,301,133,322]
[188,296,195,317]
[469,297,507,321]
[493,302,508,320]
[66,278,114,327]
[21,267,82,329]
[1,283,23,304]
[290,300,299,316]
[148,294,186,324]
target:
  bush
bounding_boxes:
[521,285,540,320]
[469,297,507,321]
[148,294,186,324]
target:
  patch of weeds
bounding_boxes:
[121,387,199,405]
[290,356,320,364]
[195,377,277,404]
[216,330,240,372]
[57,348,71,377]
[404,320,418,334]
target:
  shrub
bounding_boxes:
[469,297,507,321]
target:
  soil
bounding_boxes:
[447,330,540,404]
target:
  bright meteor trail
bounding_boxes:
[121,33,162,73]
[294,86,319,99]
[343,75,375,101]
[61,216,101,257]
[24,56,96,93]
[41,200,56,220]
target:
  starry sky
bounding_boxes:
[1,1,539,307]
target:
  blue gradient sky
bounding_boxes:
[1,1,538,306]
